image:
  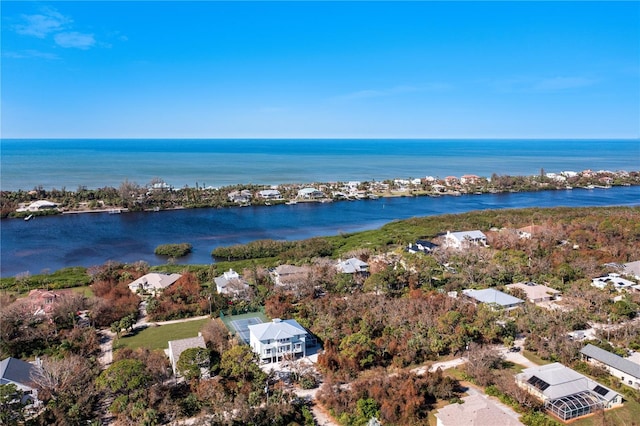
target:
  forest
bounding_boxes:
[1,206,639,425]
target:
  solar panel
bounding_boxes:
[527,376,550,391]
[593,385,609,396]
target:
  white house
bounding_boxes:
[434,394,523,426]
[248,318,309,363]
[506,282,560,304]
[462,288,523,309]
[257,189,281,200]
[591,273,635,291]
[407,239,438,254]
[167,334,207,377]
[128,273,182,295]
[581,344,640,389]
[16,200,58,212]
[297,187,325,199]
[214,269,250,298]
[0,357,40,405]
[444,230,487,249]
[515,362,622,422]
[336,258,369,274]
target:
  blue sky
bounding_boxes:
[2,1,639,139]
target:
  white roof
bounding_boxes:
[592,274,635,289]
[128,273,182,292]
[258,189,281,196]
[337,258,369,274]
[517,362,619,402]
[463,288,523,307]
[622,261,640,280]
[435,394,523,426]
[448,230,487,241]
[248,318,307,341]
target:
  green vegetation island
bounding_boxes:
[1,168,638,218]
[2,205,640,426]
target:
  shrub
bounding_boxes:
[154,243,192,258]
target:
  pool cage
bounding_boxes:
[545,391,604,421]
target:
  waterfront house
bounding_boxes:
[460,174,481,185]
[506,282,560,304]
[515,362,622,422]
[19,288,74,317]
[214,269,250,299]
[257,189,281,200]
[228,189,252,204]
[580,344,640,389]
[434,394,523,426]
[297,187,325,199]
[167,334,207,377]
[336,258,369,274]
[0,357,40,405]
[444,230,488,249]
[248,318,309,363]
[462,288,523,310]
[591,273,635,292]
[16,200,58,213]
[128,273,182,296]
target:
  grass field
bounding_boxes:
[113,318,210,351]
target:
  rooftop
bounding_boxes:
[581,344,640,379]
[435,394,523,426]
[462,288,523,307]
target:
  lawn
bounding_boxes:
[570,397,640,426]
[113,318,210,351]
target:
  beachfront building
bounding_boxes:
[434,394,523,426]
[214,269,250,299]
[506,282,560,304]
[248,318,309,363]
[297,187,325,199]
[580,344,640,389]
[256,189,282,200]
[515,363,622,422]
[591,273,635,292]
[167,334,208,377]
[444,230,488,249]
[128,273,182,296]
[336,258,369,274]
[16,200,58,213]
[228,189,252,204]
[462,288,523,310]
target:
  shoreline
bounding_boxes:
[4,169,639,219]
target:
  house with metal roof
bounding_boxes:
[434,394,523,426]
[444,230,487,249]
[248,318,309,363]
[516,362,622,422]
[257,189,282,200]
[0,357,39,404]
[128,272,182,295]
[167,334,207,377]
[297,187,325,199]
[462,288,523,310]
[581,344,640,389]
[337,258,369,274]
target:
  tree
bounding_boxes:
[97,359,151,397]
[0,384,28,426]
[220,344,266,384]
[177,347,210,381]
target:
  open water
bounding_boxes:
[1,139,639,277]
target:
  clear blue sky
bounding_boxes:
[2,1,639,139]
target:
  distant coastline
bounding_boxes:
[3,168,639,219]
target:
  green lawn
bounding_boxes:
[570,397,640,426]
[113,318,210,351]
[522,350,552,366]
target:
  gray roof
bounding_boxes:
[449,230,487,241]
[435,394,523,426]
[462,288,523,307]
[516,362,619,403]
[168,336,206,366]
[0,357,36,388]
[337,258,369,274]
[248,319,307,342]
[581,344,640,379]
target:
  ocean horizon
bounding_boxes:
[1,138,638,192]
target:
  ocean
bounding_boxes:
[1,138,639,277]
[1,139,638,191]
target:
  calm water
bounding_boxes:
[1,186,638,277]
[1,139,638,191]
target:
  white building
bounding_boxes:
[0,357,40,405]
[128,273,182,295]
[336,258,369,274]
[581,344,640,389]
[591,273,635,291]
[444,230,487,249]
[214,269,250,298]
[16,200,58,212]
[248,318,309,363]
[297,187,325,199]
[435,394,523,426]
[516,362,622,422]
[257,189,282,200]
